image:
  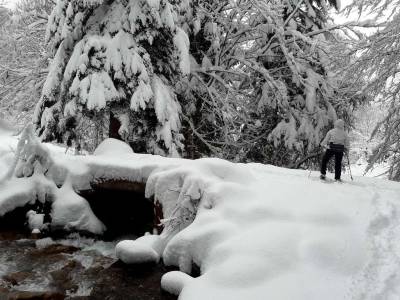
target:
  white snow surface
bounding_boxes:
[93,138,134,156]
[1,134,400,299]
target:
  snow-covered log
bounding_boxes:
[0,130,201,238]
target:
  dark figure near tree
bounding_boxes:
[320,119,350,182]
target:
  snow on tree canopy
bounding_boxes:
[34,0,190,156]
[163,0,349,166]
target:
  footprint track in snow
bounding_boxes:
[351,188,400,300]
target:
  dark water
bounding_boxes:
[0,231,177,300]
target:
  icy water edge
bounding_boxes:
[0,231,177,300]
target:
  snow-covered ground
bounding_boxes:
[151,166,400,300]
[1,129,400,299]
[350,155,389,179]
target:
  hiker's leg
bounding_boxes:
[321,150,334,175]
[334,151,344,180]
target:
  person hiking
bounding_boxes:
[320,119,350,182]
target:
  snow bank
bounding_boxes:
[1,132,400,299]
[0,175,52,217]
[115,161,400,300]
[0,132,105,235]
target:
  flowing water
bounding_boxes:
[0,231,177,300]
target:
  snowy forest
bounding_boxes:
[1,0,400,299]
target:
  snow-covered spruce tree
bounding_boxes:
[344,0,400,180]
[34,0,190,156]
[179,0,353,166]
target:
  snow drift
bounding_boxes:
[1,129,400,299]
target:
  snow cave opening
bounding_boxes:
[80,181,156,239]
[0,200,52,232]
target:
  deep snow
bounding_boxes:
[1,129,400,299]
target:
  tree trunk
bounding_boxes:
[109,111,122,140]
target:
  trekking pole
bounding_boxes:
[308,146,323,179]
[346,152,354,181]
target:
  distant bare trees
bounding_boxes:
[0,0,53,128]
[344,0,400,180]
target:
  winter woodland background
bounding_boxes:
[0,0,399,180]
[2,1,400,299]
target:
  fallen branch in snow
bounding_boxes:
[161,194,201,233]
[291,150,323,169]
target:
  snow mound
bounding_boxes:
[0,175,52,217]
[93,138,133,156]
[52,178,106,235]
[27,210,45,231]
[161,271,193,296]
[116,235,162,264]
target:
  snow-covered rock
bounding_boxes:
[26,210,45,231]
[161,271,193,296]
[0,175,52,217]
[116,239,160,264]
[35,237,55,249]
[51,178,105,235]
[93,138,133,156]
[31,228,41,234]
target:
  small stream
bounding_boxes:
[0,231,177,300]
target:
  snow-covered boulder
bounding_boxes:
[0,175,52,218]
[116,234,163,264]
[51,178,106,235]
[161,271,193,296]
[26,210,45,231]
[93,138,133,156]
